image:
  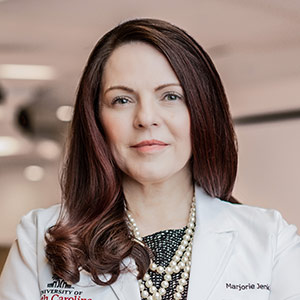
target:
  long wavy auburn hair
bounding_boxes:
[45,18,238,286]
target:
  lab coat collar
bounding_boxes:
[110,185,238,300]
[187,186,238,300]
[108,257,140,300]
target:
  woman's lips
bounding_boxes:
[131,139,169,153]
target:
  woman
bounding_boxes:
[0,18,300,300]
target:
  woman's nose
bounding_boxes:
[133,99,160,129]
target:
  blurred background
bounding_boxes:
[0,0,299,272]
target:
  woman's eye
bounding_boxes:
[112,97,131,105]
[164,93,182,101]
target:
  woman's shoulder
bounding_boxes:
[221,199,285,225]
[217,198,299,247]
[17,204,61,242]
[222,199,292,228]
[195,186,298,238]
[20,204,60,225]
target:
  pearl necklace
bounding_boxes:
[126,196,196,300]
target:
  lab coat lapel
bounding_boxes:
[109,257,140,300]
[187,187,238,300]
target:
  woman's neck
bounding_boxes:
[123,172,194,236]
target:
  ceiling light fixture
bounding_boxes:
[0,136,20,156]
[0,64,56,80]
[56,105,74,122]
[36,140,61,160]
[23,165,45,181]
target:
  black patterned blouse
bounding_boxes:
[141,227,189,300]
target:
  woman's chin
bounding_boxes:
[128,173,169,185]
[123,165,190,186]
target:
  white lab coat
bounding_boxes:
[1,186,300,300]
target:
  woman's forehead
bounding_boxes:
[101,42,180,91]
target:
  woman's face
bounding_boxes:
[100,42,192,184]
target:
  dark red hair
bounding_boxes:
[45,18,238,285]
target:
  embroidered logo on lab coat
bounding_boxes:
[40,275,92,300]
[47,275,74,289]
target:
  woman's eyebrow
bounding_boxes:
[104,83,181,95]
[104,85,134,95]
[154,83,181,91]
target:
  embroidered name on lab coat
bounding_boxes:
[225,282,270,292]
